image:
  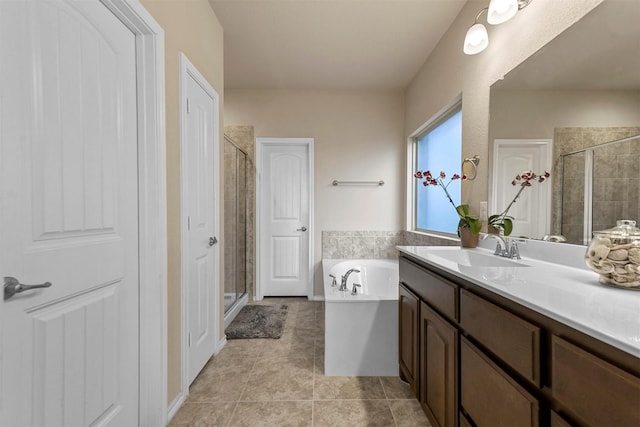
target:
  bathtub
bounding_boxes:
[322,259,399,376]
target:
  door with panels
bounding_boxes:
[0,0,140,425]
[259,141,311,297]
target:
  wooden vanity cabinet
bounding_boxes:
[399,283,419,397]
[460,336,539,427]
[398,253,640,427]
[551,336,640,427]
[420,301,458,427]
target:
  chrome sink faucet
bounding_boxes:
[339,268,360,291]
[481,234,525,259]
[482,234,509,257]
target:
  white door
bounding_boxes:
[492,139,552,239]
[181,56,220,385]
[259,141,311,297]
[0,0,139,425]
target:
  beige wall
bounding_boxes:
[404,0,604,218]
[139,0,224,406]
[490,90,640,140]
[225,89,405,295]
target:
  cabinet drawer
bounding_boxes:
[399,257,457,321]
[460,289,541,386]
[461,337,539,427]
[552,336,640,427]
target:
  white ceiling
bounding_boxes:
[208,0,466,90]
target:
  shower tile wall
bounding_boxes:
[552,127,640,243]
[224,126,256,302]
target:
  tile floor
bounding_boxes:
[169,298,431,426]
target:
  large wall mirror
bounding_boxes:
[489,0,640,245]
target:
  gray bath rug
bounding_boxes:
[225,304,288,339]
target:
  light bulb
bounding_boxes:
[463,23,489,55]
[487,0,518,25]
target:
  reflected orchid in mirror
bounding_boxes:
[489,170,550,236]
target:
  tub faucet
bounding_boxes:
[329,274,337,287]
[482,234,509,257]
[339,269,360,291]
[351,283,362,295]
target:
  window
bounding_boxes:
[414,103,462,234]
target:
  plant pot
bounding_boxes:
[487,226,500,235]
[459,227,479,248]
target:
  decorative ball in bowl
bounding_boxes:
[585,220,640,290]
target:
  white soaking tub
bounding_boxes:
[322,259,399,376]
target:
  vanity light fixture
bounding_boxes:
[463,0,533,55]
[487,0,518,25]
[463,8,489,55]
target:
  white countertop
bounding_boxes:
[397,245,640,358]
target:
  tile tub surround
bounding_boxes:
[321,230,457,260]
[169,298,430,426]
[322,231,404,259]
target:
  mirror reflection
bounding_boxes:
[489,0,640,244]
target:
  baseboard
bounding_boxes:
[216,336,227,354]
[224,293,248,328]
[166,390,187,424]
[308,295,325,302]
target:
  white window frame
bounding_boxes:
[406,95,462,238]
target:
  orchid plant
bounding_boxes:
[414,170,481,236]
[489,170,550,236]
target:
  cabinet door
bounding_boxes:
[399,284,420,397]
[461,337,539,427]
[420,302,458,427]
[552,336,640,427]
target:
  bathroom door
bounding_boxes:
[0,0,139,424]
[258,139,313,298]
[180,54,220,385]
[492,139,552,239]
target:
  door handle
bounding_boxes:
[4,277,52,301]
[296,226,307,232]
[209,236,218,247]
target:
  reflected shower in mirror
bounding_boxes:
[489,0,640,244]
[560,132,639,245]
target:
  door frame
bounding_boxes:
[93,1,167,425]
[177,52,222,410]
[255,138,314,300]
[491,138,553,238]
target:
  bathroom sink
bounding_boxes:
[427,248,530,268]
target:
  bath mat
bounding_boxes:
[225,304,288,339]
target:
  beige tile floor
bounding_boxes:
[170,298,431,426]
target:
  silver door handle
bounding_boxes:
[209,236,218,247]
[4,276,52,301]
[296,227,307,232]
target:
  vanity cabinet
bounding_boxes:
[398,253,640,427]
[420,301,458,427]
[398,283,419,396]
[460,336,539,426]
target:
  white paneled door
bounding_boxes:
[492,139,552,239]
[0,1,139,425]
[181,55,220,385]
[259,141,312,297]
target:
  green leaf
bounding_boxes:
[456,204,470,217]
[502,218,513,236]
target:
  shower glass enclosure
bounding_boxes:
[224,135,248,313]
[561,134,640,245]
